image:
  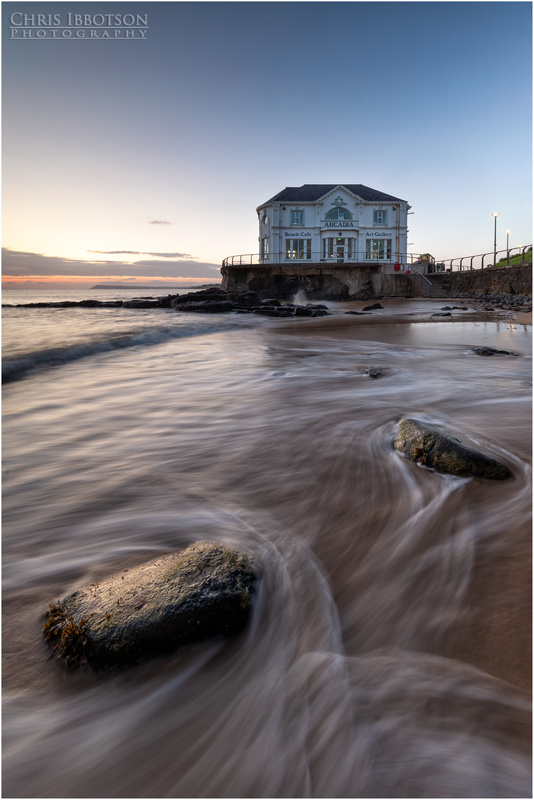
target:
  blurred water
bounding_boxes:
[2,292,531,797]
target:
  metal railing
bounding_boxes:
[222,245,532,272]
[436,245,532,272]
[408,265,433,285]
[222,252,424,267]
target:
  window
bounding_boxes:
[366,239,392,260]
[261,237,269,259]
[373,210,388,225]
[325,207,353,221]
[286,238,311,260]
[290,210,304,225]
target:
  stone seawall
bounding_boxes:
[221,262,531,301]
[431,264,531,297]
[221,263,413,300]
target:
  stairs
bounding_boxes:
[407,271,444,298]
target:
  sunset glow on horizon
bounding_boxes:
[1,274,214,289]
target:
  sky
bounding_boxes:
[2,0,532,289]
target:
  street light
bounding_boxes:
[506,230,510,265]
[492,212,500,267]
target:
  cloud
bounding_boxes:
[149,220,172,225]
[2,248,221,279]
[88,250,196,259]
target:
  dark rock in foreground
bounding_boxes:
[393,418,511,480]
[472,346,518,357]
[362,303,385,311]
[43,541,256,670]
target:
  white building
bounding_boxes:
[257,184,410,269]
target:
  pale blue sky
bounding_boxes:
[3,1,532,286]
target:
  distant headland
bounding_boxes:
[91,284,220,290]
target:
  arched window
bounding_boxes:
[325,206,353,220]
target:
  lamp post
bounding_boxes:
[506,230,510,265]
[492,212,500,267]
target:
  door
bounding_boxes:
[336,245,344,263]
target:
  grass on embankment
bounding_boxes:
[492,249,532,268]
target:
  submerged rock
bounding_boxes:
[393,418,511,480]
[43,541,256,670]
[362,303,385,311]
[366,367,390,379]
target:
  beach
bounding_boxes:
[2,290,531,798]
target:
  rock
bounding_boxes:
[366,368,389,379]
[362,303,385,311]
[43,541,256,670]
[393,418,511,480]
[294,305,329,317]
[274,307,296,317]
[253,305,295,317]
[472,347,517,357]
[123,299,160,308]
[260,298,281,307]
[174,300,238,313]
[170,290,227,308]
[237,292,261,307]
[431,312,452,317]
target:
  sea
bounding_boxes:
[2,286,532,798]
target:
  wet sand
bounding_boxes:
[276,297,532,695]
[279,297,531,331]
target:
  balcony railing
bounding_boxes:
[222,251,415,267]
[222,245,532,271]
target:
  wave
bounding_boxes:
[2,319,253,383]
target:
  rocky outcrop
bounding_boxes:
[393,418,511,480]
[43,541,256,670]
[3,300,124,308]
[169,289,330,317]
[4,288,331,318]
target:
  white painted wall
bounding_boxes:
[257,184,410,271]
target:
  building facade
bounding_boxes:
[257,184,410,270]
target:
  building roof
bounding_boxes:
[260,184,406,206]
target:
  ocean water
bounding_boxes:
[2,288,532,798]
